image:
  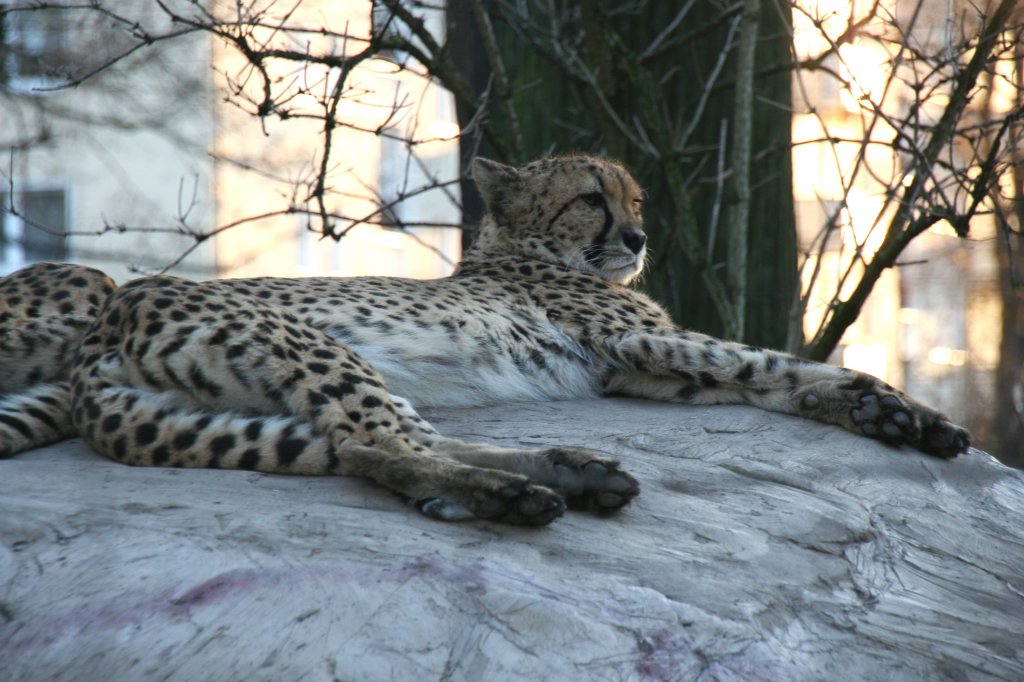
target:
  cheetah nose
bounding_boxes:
[622,230,647,254]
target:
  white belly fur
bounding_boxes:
[341,319,602,408]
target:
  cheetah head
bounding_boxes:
[469,155,647,284]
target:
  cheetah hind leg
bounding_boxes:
[390,396,640,515]
[329,437,566,526]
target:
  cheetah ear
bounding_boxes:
[472,157,521,216]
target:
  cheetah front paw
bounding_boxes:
[849,393,916,444]
[417,475,565,526]
[471,477,565,526]
[918,412,971,459]
[543,448,640,514]
[848,392,970,459]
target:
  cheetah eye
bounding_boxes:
[580,192,605,208]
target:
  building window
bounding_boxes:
[370,1,412,65]
[0,189,69,273]
[1,7,69,92]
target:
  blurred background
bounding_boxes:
[1,0,1021,465]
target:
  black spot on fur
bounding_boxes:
[173,431,198,450]
[210,434,236,457]
[238,449,261,470]
[276,438,306,466]
[244,421,263,441]
[676,384,699,401]
[735,363,755,382]
[152,446,171,466]
[135,423,158,446]
[322,383,357,399]
[841,375,874,391]
[698,372,719,388]
[101,414,122,433]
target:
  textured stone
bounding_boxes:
[1,398,1022,680]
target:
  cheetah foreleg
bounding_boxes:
[420,438,640,514]
[388,394,639,513]
[792,379,970,458]
[602,331,970,458]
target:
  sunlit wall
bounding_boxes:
[791,0,1001,437]
[211,1,462,280]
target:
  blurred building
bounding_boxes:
[791,0,1001,444]
[0,1,460,284]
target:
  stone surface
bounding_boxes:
[1,398,1022,681]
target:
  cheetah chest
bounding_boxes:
[323,308,602,408]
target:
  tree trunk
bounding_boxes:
[445,0,494,247]
[995,221,1024,468]
[452,1,796,348]
[994,44,1024,468]
[743,1,797,351]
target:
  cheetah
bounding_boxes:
[0,155,970,526]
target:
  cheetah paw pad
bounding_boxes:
[552,456,640,514]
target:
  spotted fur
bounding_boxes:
[0,155,969,526]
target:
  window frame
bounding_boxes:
[1,4,70,94]
[0,183,72,274]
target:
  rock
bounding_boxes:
[1,398,1022,680]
